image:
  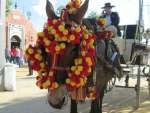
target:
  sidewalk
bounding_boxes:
[0,66,150,113]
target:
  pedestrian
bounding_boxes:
[16,47,21,67]
[101,2,121,37]
[27,60,33,76]
[5,47,11,63]
[10,46,17,64]
[19,49,25,66]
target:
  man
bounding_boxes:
[101,2,121,37]
[27,60,33,76]
[16,47,21,67]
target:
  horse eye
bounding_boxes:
[65,24,71,28]
[71,46,79,52]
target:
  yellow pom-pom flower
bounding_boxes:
[55,45,61,52]
[35,54,42,61]
[83,77,87,83]
[37,49,42,54]
[44,38,51,46]
[77,65,83,72]
[74,59,78,65]
[25,54,29,59]
[63,29,69,35]
[82,40,87,46]
[62,36,67,41]
[53,82,59,89]
[69,34,75,41]
[42,80,51,89]
[99,18,107,26]
[71,66,76,72]
[38,32,45,37]
[70,81,76,87]
[28,48,34,54]
[75,70,80,75]
[86,57,92,66]
[51,28,56,35]
[58,25,65,32]
[83,33,89,39]
[60,43,66,49]
[80,78,84,86]
[81,51,86,56]
[48,26,52,32]
[40,63,45,68]
[76,0,81,6]
[45,48,49,52]
[55,34,60,39]
[52,19,57,24]
[75,27,81,32]
[66,79,71,84]
[78,58,82,64]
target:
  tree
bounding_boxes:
[56,6,64,16]
[88,11,98,18]
[6,0,12,17]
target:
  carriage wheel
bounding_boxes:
[105,75,116,93]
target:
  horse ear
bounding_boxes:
[73,0,89,24]
[46,0,58,19]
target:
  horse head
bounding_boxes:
[46,0,89,109]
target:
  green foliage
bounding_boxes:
[6,0,12,17]
[88,11,98,18]
[56,6,64,16]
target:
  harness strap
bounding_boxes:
[51,50,70,71]
[104,39,109,60]
[111,52,117,62]
[51,53,58,69]
[52,67,70,71]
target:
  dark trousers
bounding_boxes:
[28,61,33,75]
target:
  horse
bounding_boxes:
[26,0,123,113]
[81,18,123,113]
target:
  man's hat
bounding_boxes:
[101,2,115,9]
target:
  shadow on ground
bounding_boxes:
[0,96,70,113]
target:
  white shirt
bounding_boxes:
[105,15,112,27]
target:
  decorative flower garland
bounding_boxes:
[66,0,82,14]
[96,17,113,39]
[25,18,95,92]
[25,16,114,100]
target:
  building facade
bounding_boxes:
[6,10,37,50]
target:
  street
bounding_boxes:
[0,69,150,113]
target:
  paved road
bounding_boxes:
[0,75,150,113]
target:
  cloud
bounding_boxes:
[32,0,57,18]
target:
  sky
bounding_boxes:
[12,0,150,31]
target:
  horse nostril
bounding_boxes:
[65,24,71,28]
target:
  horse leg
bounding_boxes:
[99,86,105,113]
[70,99,78,113]
[90,86,105,113]
[90,98,100,113]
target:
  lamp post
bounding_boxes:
[135,0,144,109]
